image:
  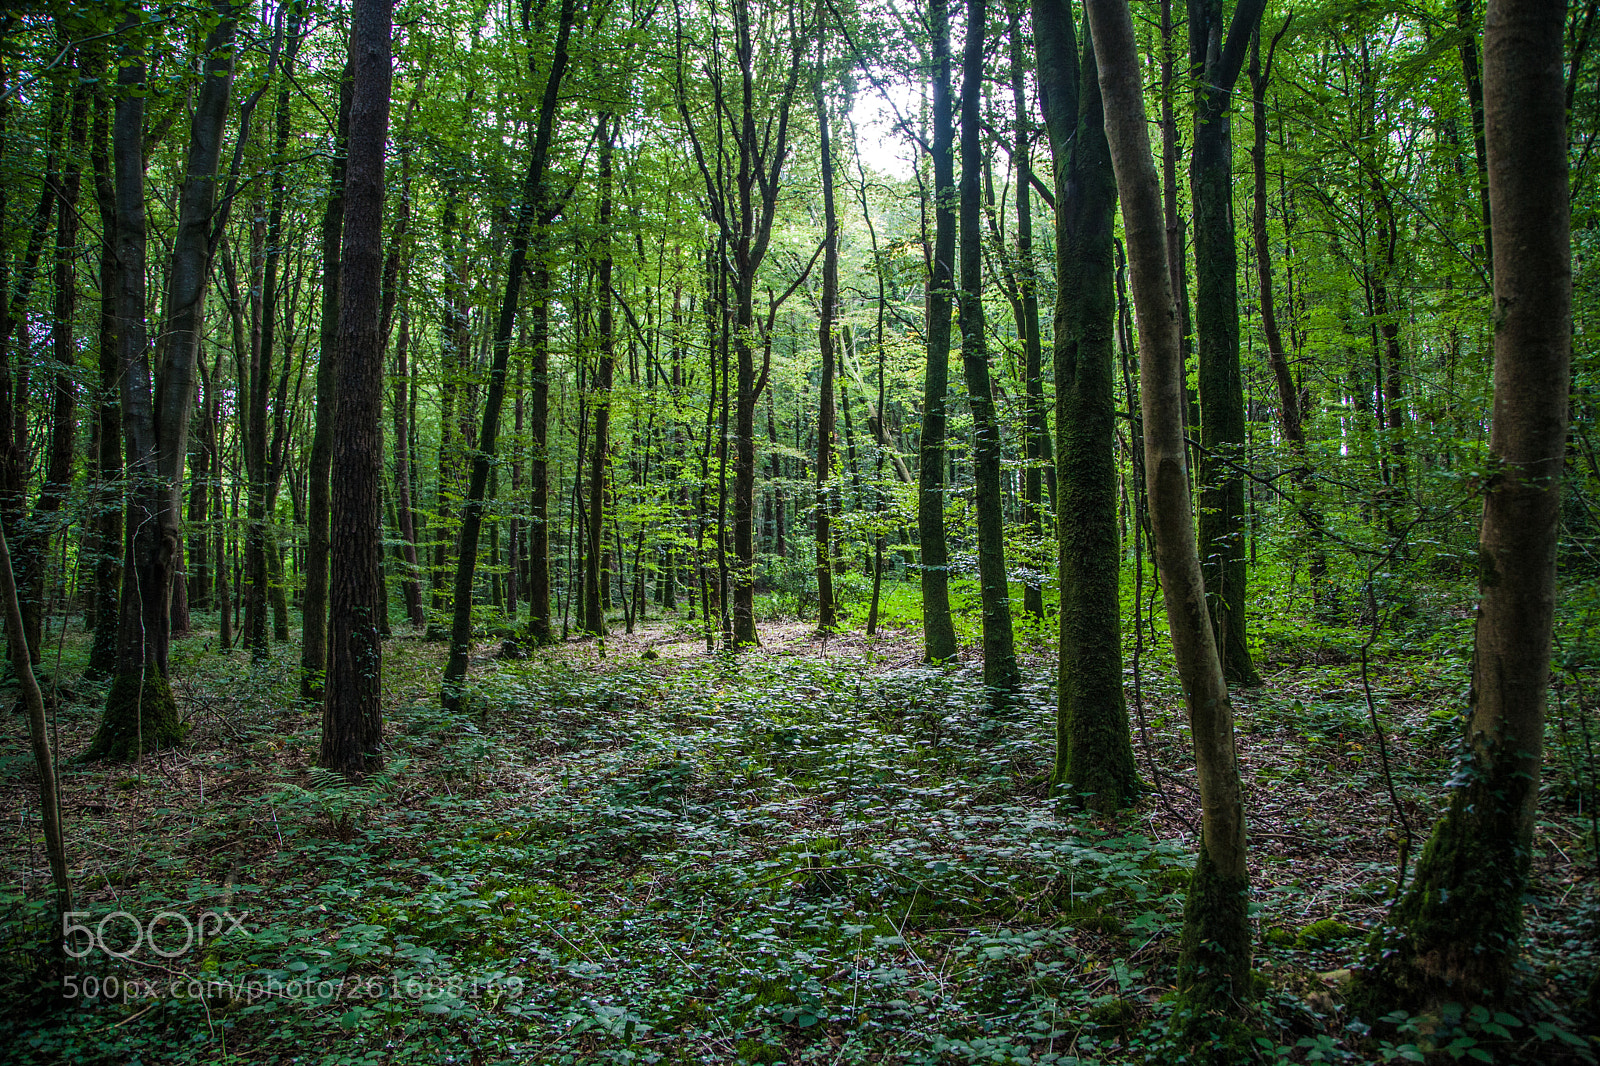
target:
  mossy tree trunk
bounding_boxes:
[1355,0,1569,1010]
[1034,0,1139,813]
[1086,0,1256,1017]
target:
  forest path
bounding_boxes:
[525,615,932,673]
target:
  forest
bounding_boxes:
[0,0,1595,1060]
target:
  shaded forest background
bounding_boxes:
[0,0,1596,1061]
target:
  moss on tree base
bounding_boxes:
[1349,779,1531,1018]
[84,672,186,762]
[1176,842,1253,1017]
[1053,690,1142,815]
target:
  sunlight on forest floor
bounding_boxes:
[1,612,1594,1064]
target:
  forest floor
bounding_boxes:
[0,602,1596,1065]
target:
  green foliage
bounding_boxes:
[265,759,411,843]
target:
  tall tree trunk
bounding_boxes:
[241,204,269,656]
[186,371,212,615]
[674,0,804,650]
[1159,0,1199,459]
[86,75,123,680]
[90,0,240,761]
[18,70,86,661]
[1248,21,1327,598]
[815,57,839,632]
[525,256,555,643]
[220,447,235,648]
[1370,182,1410,513]
[247,14,304,662]
[0,75,63,548]
[919,0,960,664]
[1249,26,1298,450]
[1355,0,1569,1010]
[1011,0,1050,619]
[441,0,576,706]
[376,93,424,630]
[430,193,470,629]
[301,61,351,699]
[1189,0,1264,684]
[506,354,524,616]
[1086,0,1253,1018]
[392,302,426,627]
[767,397,786,560]
[729,287,758,647]
[583,116,616,638]
[1034,0,1138,811]
[1457,0,1492,269]
[320,0,391,776]
[960,0,1021,696]
[838,333,861,569]
[213,363,232,650]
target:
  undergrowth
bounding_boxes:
[0,604,1594,1065]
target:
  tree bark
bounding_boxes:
[1010,0,1051,619]
[320,0,391,777]
[91,0,240,761]
[1356,0,1569,1010]
[441,0,576,704]
[301,61,350,699]
[1034,0,1138,811]
[960,0,1021,696]
[1189,0,1265,685]
[1086,0,1252,1017]
[919,0,960,665]
[815,53,839,632]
